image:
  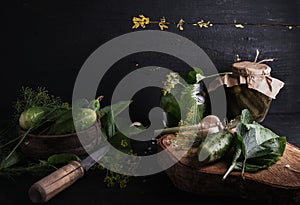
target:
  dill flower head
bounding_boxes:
[162,72,180,95]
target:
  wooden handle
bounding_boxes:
[28,161,84,204]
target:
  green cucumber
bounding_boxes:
[198,131,234,163]
[19,107,50,130]
[73,108,97,131]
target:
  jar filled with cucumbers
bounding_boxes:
[224,61,284,122]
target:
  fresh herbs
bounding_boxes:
[222,109,286,180]
[0,153,81,177]
[0,87,138,189]
[0,87,70,160]
[161,67,227,149]
[160,68,286,179]
[161,67,231,127]
[13,87,69,121]
[98,100,132,139]
[161,69,206,127]
[161,71,205,149]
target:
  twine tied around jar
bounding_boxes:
[208,50,285,99]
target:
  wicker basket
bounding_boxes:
[20,120,102,159]
[157,134,300,205]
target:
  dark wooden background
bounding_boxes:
[2,0,300,119]
[1,0,300,204]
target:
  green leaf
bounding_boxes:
[197,104,205,120]
[98,100,132,118]
[193,67,206,83]
[240,109,253,124]
[47,110,75,135]
[0,160,55,177]
[245,154,280,166]
[235,133,246,157]
[223,109,286,178]
[161,82,205,127]
[222,133,243,180]
[98,100,132,139]
[105,111,116,138]
[234,162,269,172]
[183,67,204,84]
[0,152,20,169]
[240,123,285,159]
[183,71,197,84]
[47,153,81,165]
[193,67,205,76]
[161,93,181,122]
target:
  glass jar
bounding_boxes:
[162,81,211,127]
[226,84,272,122]
[224,61,284,122]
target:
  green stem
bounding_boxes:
[222,145,242,180]
[5,121,51,160]
[0,135,22,149]
[5,127,34,160]
[154,125,199,136]
[205,72,232,79]
[222,162,236,180]
[241,157,247,179]
[178,82,187,88]
[4,108,60,160]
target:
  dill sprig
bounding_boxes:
[13,86,69,121]
[1,86,136,188]
[0,86,71,171]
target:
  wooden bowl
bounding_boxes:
[20,121,102,159]
[157,134,300,205]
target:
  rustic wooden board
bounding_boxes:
[158,134,300,204]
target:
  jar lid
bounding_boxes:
[232,61,271,77]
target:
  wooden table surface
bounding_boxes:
[1,113,299,205]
